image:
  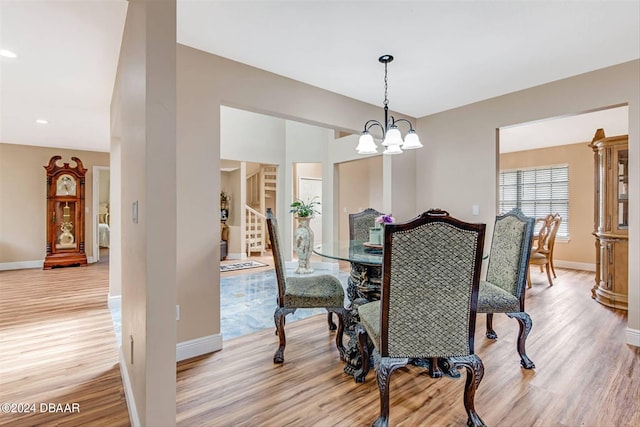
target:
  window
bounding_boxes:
[499,165,569,238]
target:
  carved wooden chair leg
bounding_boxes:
[527,267,532,288]
[485,313,497,339]
[429,357,443,378]
[354,324,370,383]
[507,311,535,369]
[451,354,486,427]
[333,310,346,360]
[327,312,337,331]
[273,308,294,363]
[373,357,408,427]
[545,264,554,286]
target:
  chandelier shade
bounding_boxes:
[356,55,423,155]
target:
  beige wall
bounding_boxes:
[337,156,383,241]
[0,143,109,265]
[500,142,595,267]
[175,43,417,349]
[417,59,639,343]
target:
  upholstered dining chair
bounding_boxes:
[354,209,487,427]
[349,208,384,241]
[528,214,562,287]
[477,208,536,369]
[325,208,385,330]
[265,210,346,364]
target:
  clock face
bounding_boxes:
[56,174,77,196]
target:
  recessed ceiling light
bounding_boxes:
[36,119,49,124]
[0,49,17,58]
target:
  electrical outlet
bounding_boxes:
[472,205,480,216]
[129,335,134,364]
[176,305,180,321]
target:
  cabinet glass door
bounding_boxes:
[617,149,628,229]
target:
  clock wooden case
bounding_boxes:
[44,156,88,269]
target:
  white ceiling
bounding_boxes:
[1,1,638,153]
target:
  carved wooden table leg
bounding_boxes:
[343,262,381,378]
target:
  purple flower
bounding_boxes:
[376,214,395,224]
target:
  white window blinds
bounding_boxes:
[499,165,569,238]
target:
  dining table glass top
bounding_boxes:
[313,240,383,266]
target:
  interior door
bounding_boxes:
[298,177,322,245]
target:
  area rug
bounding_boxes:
[220,260,268,272]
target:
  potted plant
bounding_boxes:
[289,196,320,218]
[290,197,320,274]
[220,190,231,209]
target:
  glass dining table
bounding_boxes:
[312,240,385,378]
[313,240,383,302]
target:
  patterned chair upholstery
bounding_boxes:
[349,208,384,241]
[477,208,536,369]
[354,209,487,427]
[265,210,346,364]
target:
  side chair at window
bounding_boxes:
[354,209,487,427]
[528,213,562,287]
[477,208,536,369]
[265,210,346,364]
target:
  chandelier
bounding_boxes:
[356,55,423,155]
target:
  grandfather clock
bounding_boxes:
[43,156,88,269]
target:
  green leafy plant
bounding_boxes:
[290,197,321,218]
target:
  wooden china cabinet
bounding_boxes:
[589,129,628,310]
[43,156,88,269]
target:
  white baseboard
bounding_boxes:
[226,252,247,260]
[119,348,141,427]
[554,260,596,272]
[0,256,99,271]
[108,294,121,311]
[626,327,640,347]
[176,333,222,362]
[0,260,43,271]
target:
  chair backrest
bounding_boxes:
[545,214,562,253]
[379,209,486,358]
[349,208,383,241]
[533,213,561,254]
[265,209,286,306]
[485,209,535,300]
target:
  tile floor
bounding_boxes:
[109,265,349,344]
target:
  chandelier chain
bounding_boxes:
[383,61,389,108]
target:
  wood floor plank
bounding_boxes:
[176,268,640,427]
[0,261,130,427]
[2,260,638,427]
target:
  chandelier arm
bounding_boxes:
[364,120,386,136]
[390,118,416,132]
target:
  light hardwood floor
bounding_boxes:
[1,261,638,426]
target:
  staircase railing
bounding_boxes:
[245,205,266,256]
